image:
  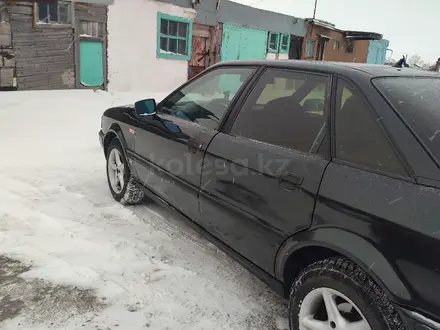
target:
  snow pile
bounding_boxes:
[0,90,287,329]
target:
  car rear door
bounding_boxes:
[131,66,257,221]
[198,68,332,274]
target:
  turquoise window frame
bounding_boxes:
[268,32,280,53]
[157,12,192,61]
[306,40,315,57]
[279,33,291,54]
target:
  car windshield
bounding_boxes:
[374,77,440,161]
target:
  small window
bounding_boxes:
[79,21,104,38]
[279,33,290,53]
[160,67,255,130]
[231,69,330,153]
[268,32,280,53]
[37,1,70,24]
[306,40,315,57]
[157,12,192,60]
[335,79,406,175]
[333,40,340,50]
[345,39,354,53]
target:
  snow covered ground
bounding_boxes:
[0,90,288,330]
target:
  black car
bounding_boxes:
[99,60,440,330]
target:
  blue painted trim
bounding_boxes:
[268,32,280,53]
[157,12,193,61]
[279,33,290,54]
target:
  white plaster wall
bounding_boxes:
[107,0,196,93]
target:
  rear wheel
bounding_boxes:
[289,258,404,330]
[106,139,145,205]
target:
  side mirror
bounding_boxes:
[135,99,156,116]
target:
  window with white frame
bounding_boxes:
[333,40,340,50]
[37,0,70,24]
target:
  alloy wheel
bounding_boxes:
[108,148,125,194]
[298,287,371,330]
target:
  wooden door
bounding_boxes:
[188,35,207,80]
[188,24,213,80]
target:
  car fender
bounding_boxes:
[104,125,136,174]
[275,227,411,301]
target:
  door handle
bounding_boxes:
[279,172,303,192]
[187,139,202,153]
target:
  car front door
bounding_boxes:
[199,68,332,274]
[132,66,256,220]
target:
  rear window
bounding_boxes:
[374,77,440,161]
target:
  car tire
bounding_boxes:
[289,257,404,330]
[106,139,145,205]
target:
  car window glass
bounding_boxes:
[373,77,440,163]
[159,67,254,130]
[230,69,330,154]
[335,79,406,175]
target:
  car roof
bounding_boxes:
[218,60,440,78]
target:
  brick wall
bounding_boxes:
[0,0,15,89]
[302,24,370,63]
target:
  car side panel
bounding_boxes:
[130,114,217,221]
[305,162,440,319]
[199,133,328,274]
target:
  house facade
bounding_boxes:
[106,0,307,92]
[302,19,387,64]
[157,0,307,81]
[0,0,112,91]
[0,0,391,92]
[107,0,196,92]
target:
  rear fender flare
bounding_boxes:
[275,227,411,301]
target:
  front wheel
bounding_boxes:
[106,139,145,205]
[289,258,404,330]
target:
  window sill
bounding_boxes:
[157,51,191,61]
[36,23,73,29]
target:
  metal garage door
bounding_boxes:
[221,23,268,61]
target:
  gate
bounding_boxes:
[221,23,268,61]
[367,39,389,65]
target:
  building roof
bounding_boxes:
[305,18,382,40]
[158,0,307,36]
[214,60,440,78]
